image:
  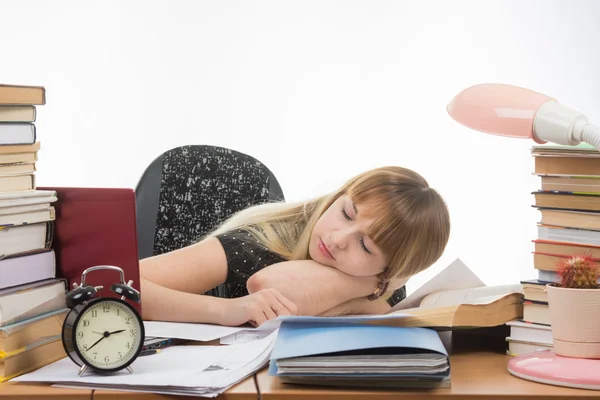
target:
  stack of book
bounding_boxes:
[506,143,600,355]
[0,84,68,382]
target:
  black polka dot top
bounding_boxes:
[209,228,286,299]
[209,227,406,308]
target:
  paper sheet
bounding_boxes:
[52,384,219,398]
[13,346,227,386]
[387,258,485,313]
[220,329,274,344]
[13,332,277,397]
[143,321,247,341]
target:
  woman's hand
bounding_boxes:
[219,288,299,327]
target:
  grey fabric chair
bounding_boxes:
[134,145,284,260]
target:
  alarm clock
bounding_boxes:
[62,265,145,377]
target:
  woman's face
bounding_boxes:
[309,195,387,277]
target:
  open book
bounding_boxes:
[267,258,524,330]
[373,283,524,329]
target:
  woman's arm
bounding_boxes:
[140,278,225,323]
[139,237,228,294]
[246,260,379,316]
[139,237,300,326]
[317,297,392,317]
[141,278,298,326]
[248,269,410,317]
[139,237,229,322]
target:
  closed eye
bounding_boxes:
[341,206,371,254]
[341,207,351,220]
[360,238,372,254]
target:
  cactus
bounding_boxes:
[556,254,600,289]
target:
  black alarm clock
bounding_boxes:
[62,265,145,377]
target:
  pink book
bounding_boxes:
[0,250,55,290]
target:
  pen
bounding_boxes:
[139,349,162,357]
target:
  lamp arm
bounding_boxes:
[533,100,600,151]
[581,124,600,151]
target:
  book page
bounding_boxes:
[387,258,485,313]
[418,284,523,309]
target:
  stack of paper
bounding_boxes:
[269,322,451,389]
[275,353,449,375]
[12,331,276,397]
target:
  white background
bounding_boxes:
[2,0,600,294]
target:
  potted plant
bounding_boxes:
[546,254,600,359]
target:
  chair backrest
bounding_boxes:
[134,145,284,260]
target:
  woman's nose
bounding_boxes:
[331,231,348,249]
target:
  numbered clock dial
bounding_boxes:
[74,299,143,371]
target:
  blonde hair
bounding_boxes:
[208,166,450,281]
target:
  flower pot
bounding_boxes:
[546,284,600,359]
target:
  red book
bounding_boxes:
[38,187,142,315]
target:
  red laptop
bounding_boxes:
[38,187,142,315]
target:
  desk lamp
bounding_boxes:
[446,82,600,391]
[446,83,600,150]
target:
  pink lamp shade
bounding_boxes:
[447,83,554,144]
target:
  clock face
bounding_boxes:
[74,299,143,371]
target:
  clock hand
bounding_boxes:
[86,334,107,352]
[85,329,127,351]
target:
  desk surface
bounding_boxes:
[0,382,92,400]
[92,374,258,400]
[255,351,600,399]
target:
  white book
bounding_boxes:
[0,106,36,122]
[0,123,36,145]
[0,191,57,208]
[506,320,553,344]
[0,207,55,227]
[538,225,600,246]
[0,189,56,200]
[0,279,67,326]
[507,338,552,356]
[0,163,36,177]
[0,221,52,258]
[0,250,56,290]
[0,203,51,216]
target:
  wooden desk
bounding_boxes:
[92,373,258,400]
[255,351,600,399]
[0,382,92,400]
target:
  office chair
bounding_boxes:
[134,145,285,260]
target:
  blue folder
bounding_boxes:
[269,321,450,388]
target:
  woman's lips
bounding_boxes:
[318,238,334,259]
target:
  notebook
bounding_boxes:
[37,187,142,315]
[268,321,450,388]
